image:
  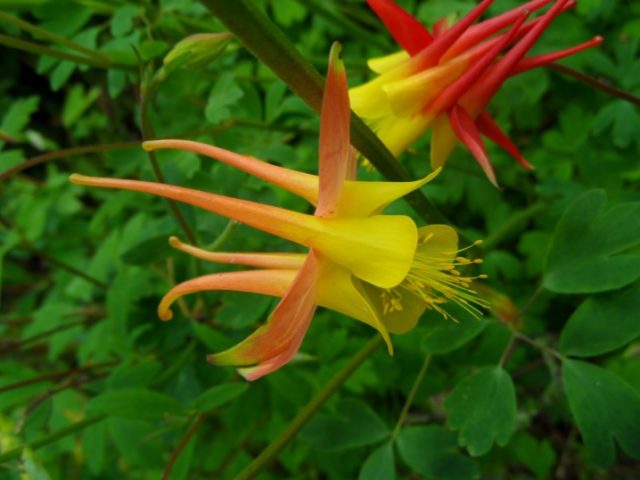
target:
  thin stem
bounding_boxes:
[391,353,431,441]
[140,74,198,246]
[233,335,384,480]
[0,361,117,395]
[511,331,563,361]
[0,216,108,289]
[0,34,117,69]
[162,415,206,480]
[0,414,107,463]
[0,141,140,183]
[499,282,545,366]
[482,202,548,251]
[206,220,238,251]
[0,11,111,62]
[547,63,640,107]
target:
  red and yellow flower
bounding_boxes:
[351,0,602,185]
[70,44,485,380]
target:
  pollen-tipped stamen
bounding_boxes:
[381,236,489,321]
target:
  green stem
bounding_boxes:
[0,141,140,183]
[162,415,205,480]
[0,34,116,68]
[140,72,199,246]
[0,414,107,463]
[0,11,111,62]
[390,353,431,441]
[511,331,564,361]
[482,202,548,251]
[547,63,640,107]
[206,220,238,251]
[197,0,447,224]
[232,336,384,480]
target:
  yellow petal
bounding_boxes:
[316,261,393,354]
[383,56,469,118]
[416,225,459,263]
[430,114,458,169]
[374,113,434,157]
[313,214,417,289]
[337,168,441,218]
[367,50,410,74]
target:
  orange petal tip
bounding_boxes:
[69,173,88,185]
[329,42,345,72]
[141,141,157,151]
[168,236,182,248]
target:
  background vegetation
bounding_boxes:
[1,0,639,478]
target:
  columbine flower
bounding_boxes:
[70,44,485,380]
[351,0,602,185]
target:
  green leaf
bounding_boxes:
[121,235,173,266]
[300,399,389,451]
[191,383,249,412]
[359,442,395,480]
[560,284,640,356]
[507,432,556,480]
[593,100,640,149]
[396,426,478,480]
[445,366,516,456]
[563,359,640,467]
[421,303,487,355]
[83,420,107,475]
[544,190,640,293]
[111,5,139,37]
[205,72,244,125]
[89,388,185,420]
[62,84,102,128]
[1,96,39,140]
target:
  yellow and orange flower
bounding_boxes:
[70,44,485,380]
[351,0,602,185]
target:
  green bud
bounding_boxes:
[162,32,232,75]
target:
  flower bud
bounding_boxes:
[162,32,232,75]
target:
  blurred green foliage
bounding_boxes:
[1,0,639,479]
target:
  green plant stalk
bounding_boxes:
[547,63,640,107]
[482,202,548,251]
[0,11,111,62]
[232,335,384,480]
[390,353,431,441]
[0,34,114,68]
[0,141,140,183]
[0,414,107,463]
[197,0,447,224]
[140,72,198,246]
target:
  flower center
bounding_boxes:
[380,234,488,320]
